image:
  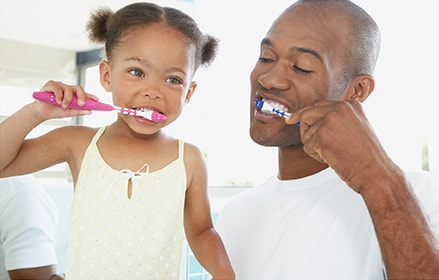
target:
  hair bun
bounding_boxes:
[87,7,113,44]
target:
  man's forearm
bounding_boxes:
[362,171,439,278]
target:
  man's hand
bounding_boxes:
[287,100,394,193]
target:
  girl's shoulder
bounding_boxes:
[182,141,207,176]
[49,125,99,140]
[182,141,204,160]
[46,125,99,151]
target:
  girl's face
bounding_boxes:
[99,22,197,135]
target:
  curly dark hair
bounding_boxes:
[86,2,219,71]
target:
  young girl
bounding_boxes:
[0,2,234,279]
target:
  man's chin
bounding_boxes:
[250,129,302,147]
[250,133,282,147]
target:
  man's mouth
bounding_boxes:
[257,98,290,116]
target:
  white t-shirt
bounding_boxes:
[0,175,58,280]
[216,168,439,280]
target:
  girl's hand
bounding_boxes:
[35,80,97,119]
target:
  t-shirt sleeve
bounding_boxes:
[0,178,58,270]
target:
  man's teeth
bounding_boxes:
[262,99,289,114]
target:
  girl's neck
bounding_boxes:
[107,119,165,141]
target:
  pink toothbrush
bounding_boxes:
[32,91,167,122]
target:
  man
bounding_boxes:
[216,0,439,279]
[0,175,59,280]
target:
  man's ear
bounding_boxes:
[184,81,198,104]
[342,74,375,103]
[99,60,111,92]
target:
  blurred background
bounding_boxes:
[1,1,438,278]
[1,0,438,186]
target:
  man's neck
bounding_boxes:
[277,146,328,180]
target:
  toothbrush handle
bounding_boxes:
[32,91,115,111]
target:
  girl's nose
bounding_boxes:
[142,88,161,99]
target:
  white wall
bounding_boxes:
[0,39,77,89]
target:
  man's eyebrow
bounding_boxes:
[261,38,272,47]
[295,47,322,62]
[260,38,322,62]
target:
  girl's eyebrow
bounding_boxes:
[125,57,150,68]
[125,57,188,76]
[168,67,187,76]
[260,38,323,62]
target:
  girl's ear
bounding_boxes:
[184,81,198,104]
[342,74,375,103]
[99,60,111,92]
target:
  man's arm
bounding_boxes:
[1,176,59,280]
[361,170,439,279]
[8,265,57,280]
[291,100,439,278]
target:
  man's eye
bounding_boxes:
[294,65,312,74]
[258,57,274,63]
[128,69,144,77]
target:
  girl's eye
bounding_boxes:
[293,65,312,74]
[128,68,144,77]
[166,76,183,85]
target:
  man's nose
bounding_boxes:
[257,63,291,91]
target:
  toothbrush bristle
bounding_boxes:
[254,99,264,109]
[254,100,291,119]
[136,109,167,122]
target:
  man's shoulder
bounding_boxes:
[404,170,439,202]
[405,170,439,182]
[405,170,439,194]
[221,177,275,212]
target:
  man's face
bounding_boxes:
[249,3,348,147]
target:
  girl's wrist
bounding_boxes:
[212,265,235,280]
[27,101,52,122]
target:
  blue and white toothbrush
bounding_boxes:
[254,100,291,118]
[254,100,300,126]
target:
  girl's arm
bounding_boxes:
[183,143,235,280]
[0,81,92,177]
